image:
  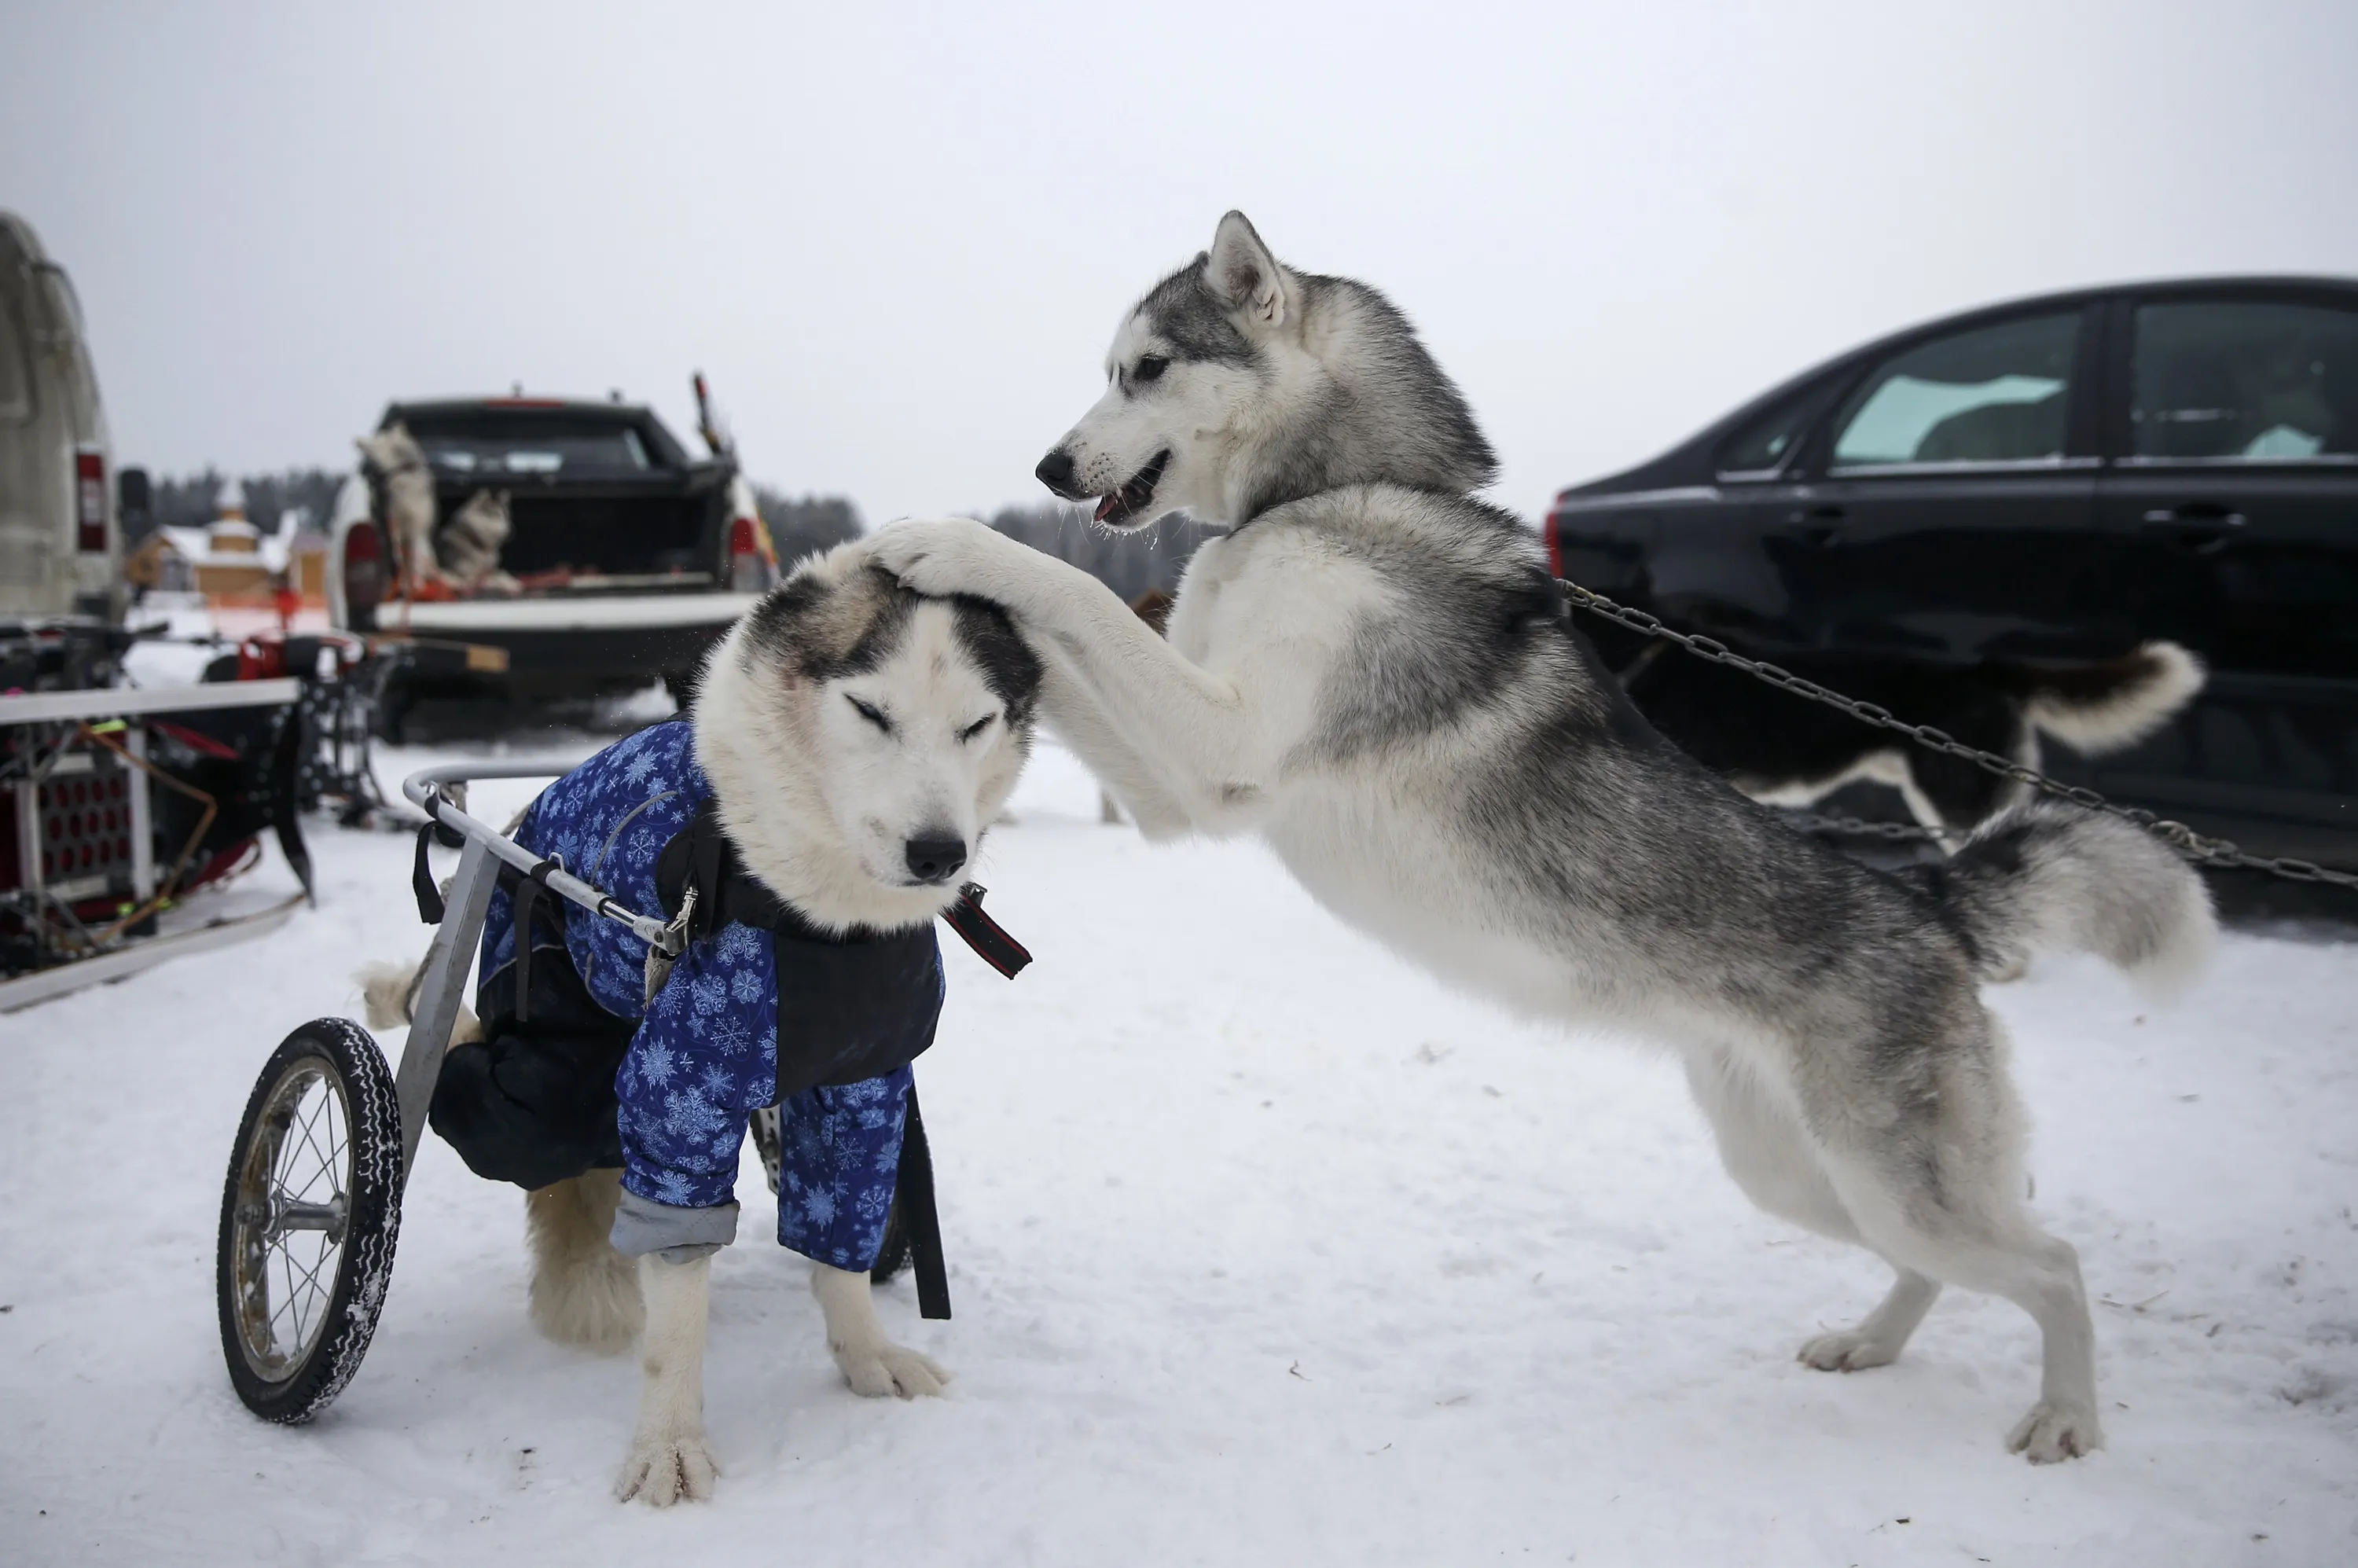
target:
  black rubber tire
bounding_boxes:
[216,1018,404,1423]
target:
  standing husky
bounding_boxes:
[354,423,446,595]
[367,541,1041,1504]
[874,212,2215,1462]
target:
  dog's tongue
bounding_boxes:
[1093,494,1119,523]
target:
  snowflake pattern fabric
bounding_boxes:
[477,719,920,1271]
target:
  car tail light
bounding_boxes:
[728,514,768,593]
[343,520,387,625]
[75,449,106,553]
[1544,509,1563,581]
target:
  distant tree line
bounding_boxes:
[982,501,1210,602]
[129,467,343,545]
[750,487,864,568]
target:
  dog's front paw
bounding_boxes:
[832,1337,952,1400]
[615,1427,720,1506]
[869,517,1027,604]
[2005,1400,2104,1463]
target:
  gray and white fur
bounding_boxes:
[873,211,2215,1463]
[439,487,518,595]
[362,538,1041,1505]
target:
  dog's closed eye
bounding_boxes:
[960,714,997,743]
[846,695,893,734]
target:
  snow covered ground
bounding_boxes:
[2,731,2354,1565]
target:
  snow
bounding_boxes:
[2,734,2354,1565]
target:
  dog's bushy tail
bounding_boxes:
[2004,640,2205,756]
[1930,802,2216,993]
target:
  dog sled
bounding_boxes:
[214,761,1030,1423]
[0,670,311,1013]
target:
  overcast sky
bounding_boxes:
[4,1,2353,524]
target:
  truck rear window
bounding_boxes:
[402,416,662,478]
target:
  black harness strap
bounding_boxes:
[942,883,1031,978]
[896,1085,951,1320]
[508,854,567,1024]
[413,818,445,923]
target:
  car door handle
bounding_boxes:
[2140,505,2244,555]
[2140,505,2245,529]
[1783,505,1844,546]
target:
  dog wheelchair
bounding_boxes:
[212,759,986,1423]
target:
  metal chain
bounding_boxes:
[1789,812,1942,844]
[1557,578,2358,891]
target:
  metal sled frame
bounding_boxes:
[391,762,673,1181]
[0,679,307,1013]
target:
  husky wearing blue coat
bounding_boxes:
[367,540,1041,1504]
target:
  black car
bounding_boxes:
[1548,276,2358,872]
[329,395,777,709]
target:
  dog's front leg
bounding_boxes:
[615,1254,720,1506]
[872,520,1273,826]
[812,1262,949,1398]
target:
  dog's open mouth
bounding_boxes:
[1093,450,1170,527]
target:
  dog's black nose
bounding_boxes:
[1035,449,1078,497]
[904,835,968,884]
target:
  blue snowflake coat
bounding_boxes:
[478,719,937,1271]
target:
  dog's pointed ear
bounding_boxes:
[1207,211,1288,329]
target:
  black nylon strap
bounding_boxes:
[508,854,567,1026]
[512,875,542,1023]
[897,1085,950,1320]
[413,818,445,924]
[942,883,1031,979]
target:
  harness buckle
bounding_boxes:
[643,884,695,1004]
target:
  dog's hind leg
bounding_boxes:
[615,1254,719,1506]
[811,1262,949,1399]
[1816,1021,2102,1462]
[1684,1050,1944,1372]
[527,1168,644,1353]
[1832,1170,2099,1460]
[1798,1269,1941,1372]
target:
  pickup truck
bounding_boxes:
[328,395,774,709]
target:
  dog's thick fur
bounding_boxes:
[363,539,1041,1504]
[439,487,518,595]
[875,211,2217,1463]
[354,423,443,594]
[1623,637,2205,842]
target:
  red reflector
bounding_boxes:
[728,516,759,557]
[342,521,386,616]
[75,449,106,552]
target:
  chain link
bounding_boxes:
[1557,578,2358,892]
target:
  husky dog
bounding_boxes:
[1620,637,2204,846]
[874,212,2216,1463]
[365,540,1041,1504]
[439,487,519,595]
[354,422,445,594]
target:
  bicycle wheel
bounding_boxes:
[216,1018,403,1423]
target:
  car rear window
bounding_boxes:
[2130,300,2358,463]
[1717,388,1820,475]
[402,415,663,477]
